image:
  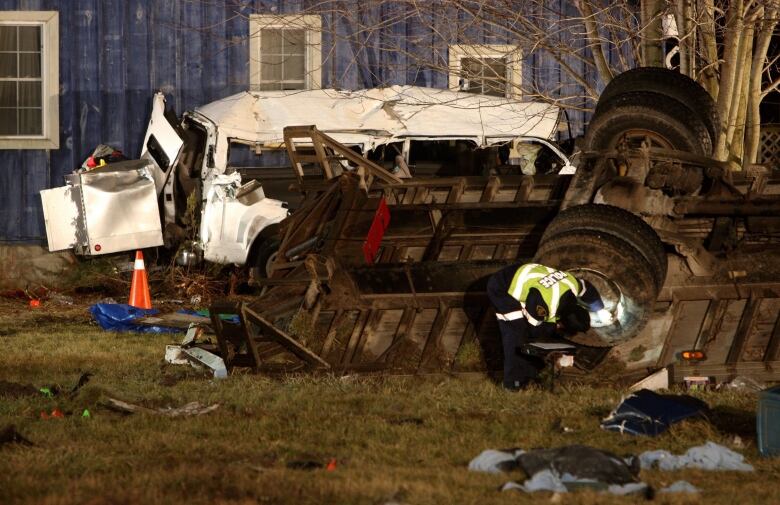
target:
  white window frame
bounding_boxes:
[0,11,59,150]
[448,44,522,99]
[249,14,321,91]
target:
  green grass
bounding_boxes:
[1,299,779,504]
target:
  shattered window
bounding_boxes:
[259,29,305,91]
[0,24,43,135]
[460,57,507,98]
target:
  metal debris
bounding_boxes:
[181,347,228,379]
[104,397,220,417]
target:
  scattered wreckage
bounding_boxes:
[39,67,780,384]
[199,68,780,385]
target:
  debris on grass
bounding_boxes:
[501,470,650,496]
[162,323,229,378]
[723,375,766,392]
[89,303,182,333]
[164,345,189,365]
[181,347,228,379]
[40,408,65,420]
[628,367,669,392]
[471,445,649,496]
[103,397,220,417]
[468,449,522,474]
[659,481,700,494]
[639,441,754,471]
[471,442,749,496]
[601,388,709,436]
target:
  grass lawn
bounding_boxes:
[1,298,778,504]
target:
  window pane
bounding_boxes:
[261,29,283,54]
[19,107,42,135]
[462,58,482,79]
[0,26,16,51]
[282,30,305,54]
[0,108,17,134]
[0,53,17,78]
[460,57,507,96]
[283,55,305,81]
[19,53,41,78]
[261,54,283,81]
[484,58,506,80]
[0,81,17,107]
[470,78,485,94]
[18,26,40,51]
[19,81,41,107]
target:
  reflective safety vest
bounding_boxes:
[507,263,580,324]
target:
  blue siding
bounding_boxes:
[0,0,608,242]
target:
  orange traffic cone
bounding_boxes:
[128,250,152,309]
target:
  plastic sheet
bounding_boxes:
[89,303,182,333]
[639,442,754,472]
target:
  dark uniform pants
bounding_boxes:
[487,266,546,389]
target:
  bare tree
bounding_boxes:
[227,0,780,164]
[666,0,780,164]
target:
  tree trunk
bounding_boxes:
[674,0,694,77]
[575,0,614,84]
[714,0,745,161]
[697,0,720,100]
[746,3,780,165]
[641,0,664,66]
[726,19,754,165]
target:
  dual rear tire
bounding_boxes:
[534,204,666,345]
[583,67,718,156]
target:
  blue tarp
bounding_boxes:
[89,303,182,334]
[601,389,709,436]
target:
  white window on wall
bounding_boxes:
[448,45,521,99]
[249,15,321,91]
[0,11,58,149]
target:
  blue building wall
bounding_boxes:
[0,0,604,242]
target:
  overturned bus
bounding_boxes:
[40,86,572,280]
[203,68,780,385]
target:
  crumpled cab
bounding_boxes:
[40,93,290,276]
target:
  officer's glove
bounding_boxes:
[596,308,614,325]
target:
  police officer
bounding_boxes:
[487,262,611,390]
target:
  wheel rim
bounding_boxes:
[612,129,675,150]
[567,267,634,345]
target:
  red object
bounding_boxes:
[94,244,102,252]
[326,458,337,471]
[29,299,41,308]
[362,198,390,264]
[128,250,152,309]
[86,156,96,168]
[41,409,65,420]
